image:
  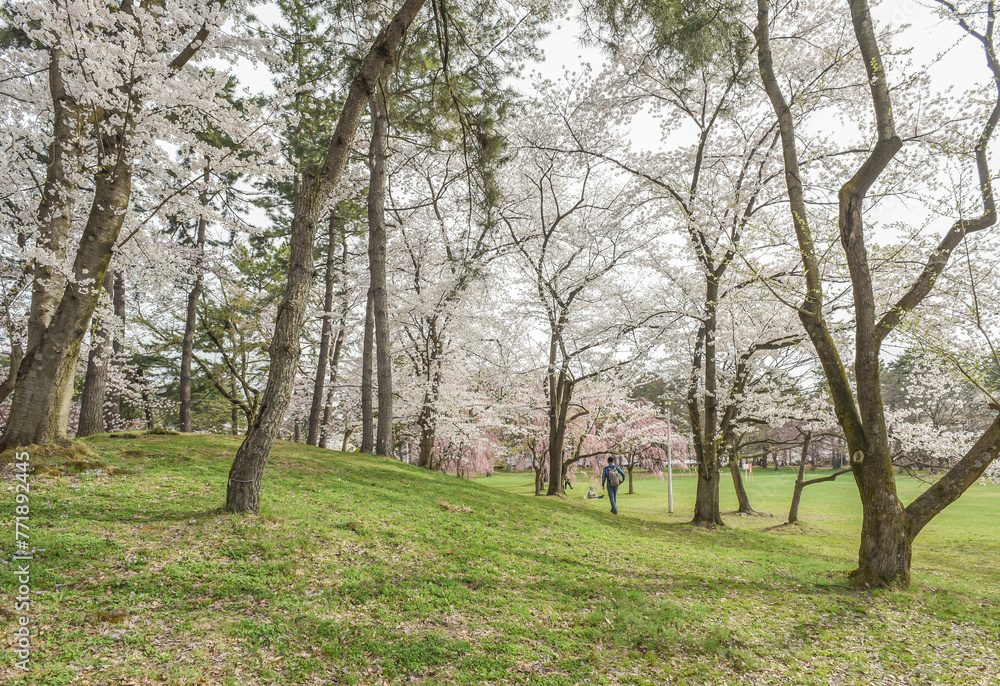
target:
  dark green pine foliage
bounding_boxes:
[581,0,749,70]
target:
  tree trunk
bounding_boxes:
[76,271,116,437]
[690,277,725,527]
[105,271,126,431]
[0,342,23,406]
[2,164,132,447]
[788,432,812,524]
[360,290,375,453]
[729,460,753,514]
[293,418,301,443]
[318,320,345,449]
[627,462,634,495]
[225,0,428,514]
[180,173,210,433]
[26,48,76,357]
[319,230,349,450]
[692,457,724,527]
[231,376,239,435]
[417,407,436,468]
[368,96,393,457]
[308,209,341,446]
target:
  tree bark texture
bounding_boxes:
[226,0,427,513]
[3,8,218,447]
[368,96,393,456]
[180,172,210,433]
[788,432,812,524]
[361,289,375,453]
[2,166,132,447]
[756,0,1000,586]
[308,209,342,446]
[729,459,753,515]
[105,271,126,430]
[76,271,116,437]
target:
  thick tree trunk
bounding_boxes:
[180,176,209,433]
[690,278,725,527]
[2,165,132,447]
[692,456,724,528]
[627,463,634,495]
[368,97,393,456]
[226,0,428,514]
[308,209,341,446]
[76,272,116,437]
[360,290,375,453]
[27,48,76,356]
[417,406,436,468]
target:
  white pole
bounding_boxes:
[667,404,673,514]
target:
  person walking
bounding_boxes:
[601,456,626,515]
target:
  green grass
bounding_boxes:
[1,434,998,685]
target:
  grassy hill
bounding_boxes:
[1,434,998,685]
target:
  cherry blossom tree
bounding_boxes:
[756,0,1000,586]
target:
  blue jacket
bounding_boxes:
[602,464,626,490]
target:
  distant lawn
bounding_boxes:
[1,434,998,685]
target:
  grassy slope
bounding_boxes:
[0,434,996,685]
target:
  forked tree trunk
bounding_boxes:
[756,0,1000,586]
[308,209,341,446]
[368,96,393,456]
[360,290,375,453]
[226,0,427,513]
[2,168,132,447]
[76,271,115,437]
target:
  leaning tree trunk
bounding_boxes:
[368,96,393,456]
[360,290,375,453]
[226,0,428,514]
[1,166,132,447]
[180,176,210,433]
[76,272,116,437]
[729,460,754,515]
[788,431,812,524]
[307,209,341,446]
